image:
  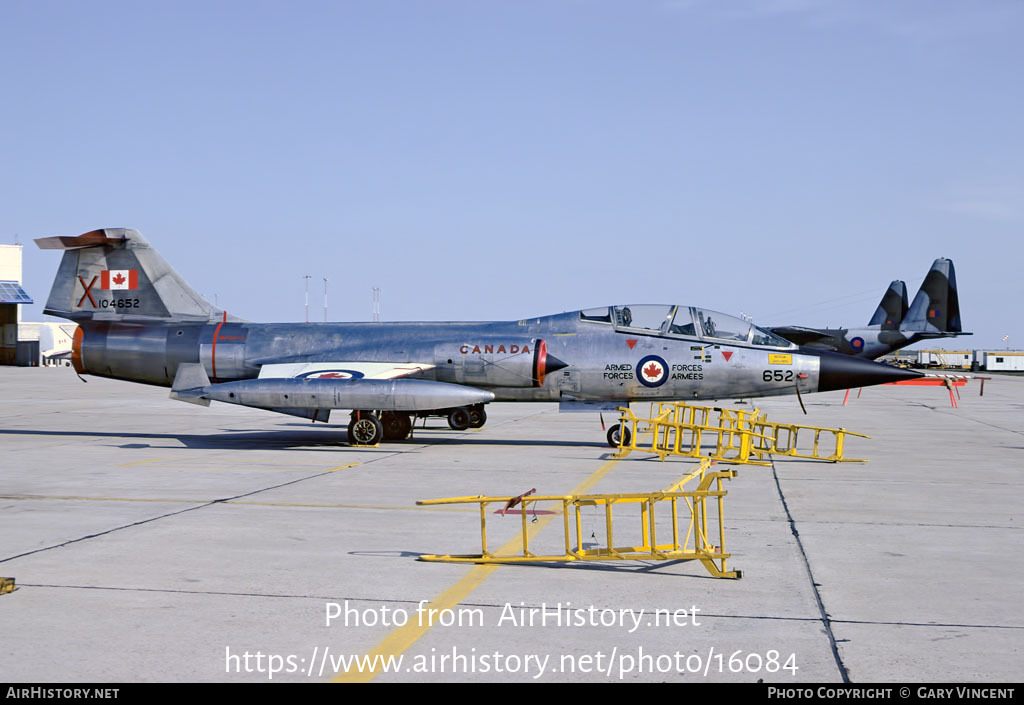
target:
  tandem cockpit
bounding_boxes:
[578,305,796,349]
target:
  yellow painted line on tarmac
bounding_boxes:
[228,501,475,513]
[0,494,476,513]
[117,466,342,473]
[113,461,360,473]
[325,463,361,472]
[333,454,622,683]
[1,495,202,504]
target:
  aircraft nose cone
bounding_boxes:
[811,350,924,392]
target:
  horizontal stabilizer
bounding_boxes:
[34,229,128,250]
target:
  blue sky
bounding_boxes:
[3,0,1021,348]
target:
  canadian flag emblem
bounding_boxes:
[100,270,139,290]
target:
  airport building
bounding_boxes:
[915,350,974,369]
[0,243,76,366]
[0,244,36,366]
[974,351,1024,372]
[913,348,1024,372]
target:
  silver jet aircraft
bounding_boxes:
[36,229,922,446]
[770,258,969,359]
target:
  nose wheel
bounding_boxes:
[606,423,631,448]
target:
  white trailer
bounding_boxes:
[916,350,973,369]
[977,351,1024,371]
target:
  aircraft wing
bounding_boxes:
[257,361,435,380]
[768,326,836,347]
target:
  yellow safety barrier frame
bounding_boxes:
[615,403,771,464]
[417,459,741,579]
[746,416,869,463]
[615,401,869,464]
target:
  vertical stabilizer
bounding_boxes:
[867,280,908,329]
[903,258,962,333]
[35,228,230,323]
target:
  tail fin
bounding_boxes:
[35,228,231,324]
[867,280,908,329]
[903,258,962,333]
[170,362,212,406]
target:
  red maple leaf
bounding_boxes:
[643,362,661,379]
[317,372,348,378]
[112,272,125,285]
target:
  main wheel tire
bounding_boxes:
[468,406,487,429]
[606,423,631,448]
[447,407,471,431]
[348,413,383,445]
[381,411,412,441]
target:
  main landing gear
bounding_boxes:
[348,411,384,446]
[347,403,488,445]
[381,411,412,441]
[347,410,413,445]
[444,404,487,431]
[414,403,487,431]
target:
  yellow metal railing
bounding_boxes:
[614,403,772,464]
[416,458,741,579]
[614,401,869,464]
[746,417,869,462]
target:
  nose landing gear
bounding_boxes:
[606,423,631,448]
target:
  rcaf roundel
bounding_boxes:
[637,354,669,387]
[296,369,366,380]
[850,337,865,351]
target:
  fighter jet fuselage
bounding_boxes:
[67,312,826,400]
[38,229,922,443]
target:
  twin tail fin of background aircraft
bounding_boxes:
[862,258,963,335]
[768,257,968,358]
[866,280,908,330]
[900,257,963,335]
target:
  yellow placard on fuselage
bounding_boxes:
[768,354,793,365]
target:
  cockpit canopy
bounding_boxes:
[579,305,794,349]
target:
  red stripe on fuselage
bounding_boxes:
[71,326,84,374]
[211,311,227,383]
